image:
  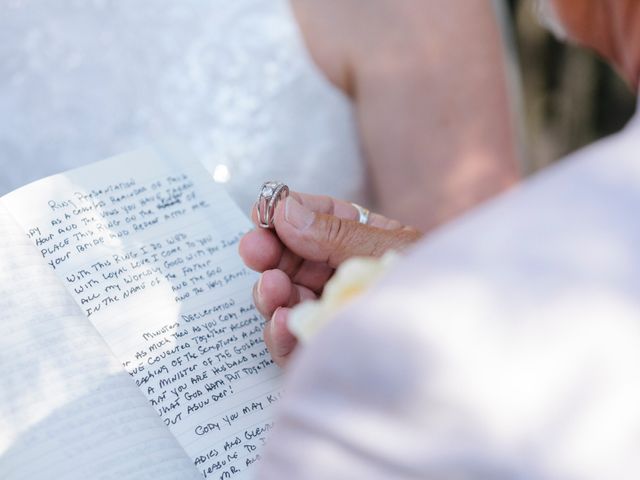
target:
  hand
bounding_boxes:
[239,191,421,367]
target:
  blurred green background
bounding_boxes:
[506,0,637,171]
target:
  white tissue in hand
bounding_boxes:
[288,251,398,342]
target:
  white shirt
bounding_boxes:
[259,104,640,479]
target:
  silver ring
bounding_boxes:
[258,181,290,229]
[351,202,370,225]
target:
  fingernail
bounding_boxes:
[284,197,314,230]
[257,275,264,297]
[270,307,281,334]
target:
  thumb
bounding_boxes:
[273,196,420,268]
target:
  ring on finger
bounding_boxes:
[257,181,290,229]
[351,202,370,225]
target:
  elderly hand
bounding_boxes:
[238,191,421,366]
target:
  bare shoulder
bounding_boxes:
[289,0,410,94]
[288,0,359,93]
[289,0,499,94]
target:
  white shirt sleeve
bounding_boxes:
[258,117,640,480]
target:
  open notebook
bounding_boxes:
[0,148,282,479]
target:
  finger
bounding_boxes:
[272,247,334,293]
[251,191,397,230]
[253,269,292,319]
[366,213,404,230]
[263,307,297,368]
[275,247,303,278]
[289,260,334,294]
[239,228,332,292]
[290,192,405,229]
[253,269,317,319]
[239,228,284,272]
[273,196,422,268]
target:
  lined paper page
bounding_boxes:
[2,147,282,479]
[0,203,200,480]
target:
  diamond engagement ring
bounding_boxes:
[351,202,370,225]
[257,181,290,229]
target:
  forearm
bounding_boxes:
[291,0,520,232]
[352,0,520,231]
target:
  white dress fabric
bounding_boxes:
[0,0,368,213]
[259,103,640,479]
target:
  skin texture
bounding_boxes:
[239,192,421,366]
[290,0,520,232]
[551,0,640,89]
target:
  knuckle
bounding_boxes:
[324,215,345,246]
[322,216,358,262]
[320,216,352,266]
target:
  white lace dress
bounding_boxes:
[0,0,369,214]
